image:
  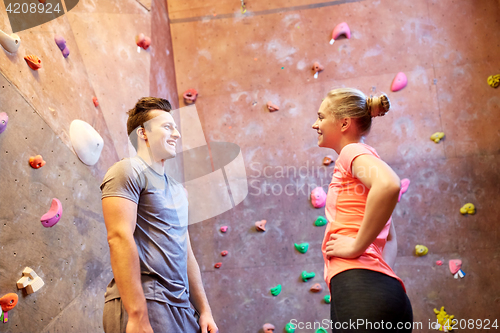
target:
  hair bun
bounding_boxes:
[366,93,391,117]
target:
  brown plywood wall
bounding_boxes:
[0,0,177,331]
[168,0,500,332]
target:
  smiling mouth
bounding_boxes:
[167,140,176,147]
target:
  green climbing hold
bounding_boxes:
[316,328,328,333]
[281,67,284,69]
[324,295,331,304]
[285,322,296,333]
[270,284,281,296]
[294,242,309,254]
[301,271,315,282]
[315,216,327,226]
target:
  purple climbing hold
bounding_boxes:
[0,112,8,134]
[54,35,70,58]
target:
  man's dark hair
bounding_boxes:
[127,97,172,149]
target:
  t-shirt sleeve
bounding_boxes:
[337,144,378,176]
[100,159,142,204]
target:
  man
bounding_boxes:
[100,97,218,333]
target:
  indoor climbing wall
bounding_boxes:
[0,0,177,331]
[169,0,500,332]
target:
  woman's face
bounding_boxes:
[312,99,342,149]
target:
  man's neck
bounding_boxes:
[136,150,165,175]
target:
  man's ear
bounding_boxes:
[340,118,351,132]
[137,126,147,140]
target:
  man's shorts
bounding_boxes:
[103,298,201,333]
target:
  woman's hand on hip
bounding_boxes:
[325,234,364,259]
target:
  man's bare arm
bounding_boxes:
[102,197,153,333]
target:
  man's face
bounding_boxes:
[142,110,181,161]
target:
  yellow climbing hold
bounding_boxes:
[434,306,457,331]
[487,74,500,88]
[430,132,445,143]
[460,203,475,215]
[415,245,428,256]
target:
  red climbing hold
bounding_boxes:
[267,101,279,112]
[449,259,462,275]
[93,96,99,107]
[255,219,267,232]
[183,89,198,105]
[221,250,228,256]
[214,262,222,269]
[135,33,151,50]
[29,155,46,169]
[220,226,228,233]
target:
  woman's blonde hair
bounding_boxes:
[324,88,391,136]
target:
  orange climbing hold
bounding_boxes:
[29,155,46,169]
[24,55,42,70]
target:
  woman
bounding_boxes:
[312,88,413,332]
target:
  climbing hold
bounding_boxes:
[38,0,46,3]
[220,226,228,233]
[267,101,279,112]
[433,306,457,332]
[69,119,104,166]
[311,187,326,208]
[312,61,324,79]
[310,283,322,292]
[436,260,443,266]
[301,271,315,282]
[315,216,327,226]
[24,55,42,70]
[330,22,351,44]
[54,35,70,58]
[415,245,428,256]
[391,72,407,92]
[454,269,466,279]
[263,323,275,333]
[93,96,99,107]
[460,203,475,215]
[255,219,267,231]
[285,322,296,333]
[221,250,228,256]
[135,33,151,50]
[324,295,331,304]
[430,131,445,143]
[0,112,8,134]
[0,293,18,312]
[316,328,328,333]
[322,156,333,166]
[449,259,462,275]
[17,267,44,294]
[0,30,21,53]
[40,198,62,228]
[214,262,222,269]
[29,155,46,169]
[183,89,198,105]
[487,74,500,88]
[398,178,410,202]
[270,284,281,296]
[294,242,309,254]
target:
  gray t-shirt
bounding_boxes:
[100,155,190,308]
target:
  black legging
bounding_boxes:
[330,269,413,332]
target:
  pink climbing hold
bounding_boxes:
[449,259,462,275]
[398,178,410,202]
[263,323,275,333]
[391,72,407,92]
[0,112,8,134]
[214,262,222,269]
[40,198,63,228]
[310,283,323,292]
[221,250,228,256]
[220,226,228,233]
[267,101,279,112]
[436,260,443,266]
[330,22,351,44]
[255,219,267,232]
[311,187,327,208]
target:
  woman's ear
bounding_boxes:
[340,118,352,132]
